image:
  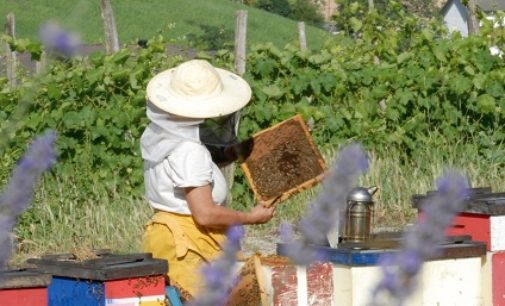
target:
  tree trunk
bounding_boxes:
[466,0,480,36]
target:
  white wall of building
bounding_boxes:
[443,0,469,36]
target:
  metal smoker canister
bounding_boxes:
[342,186,378,243]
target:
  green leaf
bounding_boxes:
[26,42,43,61]
[310,80,321,95]
[472,73,486,90]
[433,48,445,63]
[397,52,412,64]
[464,65,475,76]
[86,68,104,86]
[421,28,433,41]
[349,17,362,32]
[262,85,284,98]
[449,75,472,95]
[290,77,308,95]
[63,111,81,129]
[255,59,276,78]
[47,84,62,100]
[110,49,130,64]
[477,94,496,114]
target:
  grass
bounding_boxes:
[0,0,331,50]
[10,142,505,265]
[12,183,152,265]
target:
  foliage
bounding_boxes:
[186,24,234,51]
[257,0,292,17]
[3,2,505,248]
[1,35,183,198]
[289,0,325,26]
[252,0,324,26]
[333,0,412,34]
[231,6,505,163]
[400,0,440,18]
[337,0,440,18]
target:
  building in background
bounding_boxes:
[318,0,338,22]
[442,0,505,37]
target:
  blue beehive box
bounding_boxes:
[277,234,486,266]
[27,251,168,306]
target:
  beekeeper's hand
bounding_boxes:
[248,202,276,224]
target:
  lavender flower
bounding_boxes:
[0,131,57,269]
[39,21,81,57]
[280,143,369,265]
[369,170,469,306]
[188,225,245,306]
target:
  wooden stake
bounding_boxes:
[234,10,247,75]
[298,22,307,51]
[100,0,120,54]
[221,10,248,205]
[4,12,17,88]
[35,51,47,75]
[5,13,14,38]
[368,0,374,11]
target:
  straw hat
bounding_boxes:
[146,60,252,119]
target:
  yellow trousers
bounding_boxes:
[142,211,227,297]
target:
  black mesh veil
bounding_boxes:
[199,111,240,165]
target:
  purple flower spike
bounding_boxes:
[0,131,57,269]
[39,21,81,57]
[280,143,369,265]
[188,224,244,306]
[227,225,245,248]
[369,170,469,306]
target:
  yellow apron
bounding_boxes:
[142,211,227,297]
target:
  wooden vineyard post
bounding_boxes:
[222,10,248,205]
[234,10,247,75]
[298,21,307,51]
[35,51,47,75]
[4,12,17,88]
[100,0,120,54]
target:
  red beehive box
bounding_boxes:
[485,251,505,306]
[27,252,168,306]
[413,188,505,305]
[412,187,505,251]
[0,269,52,306]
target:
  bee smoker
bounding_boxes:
[342,186,379,243]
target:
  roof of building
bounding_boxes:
[442,0,505,13]
[477,0,505,11]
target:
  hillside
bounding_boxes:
[0,0,331,50]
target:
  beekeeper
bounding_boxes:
[140,59,275,297]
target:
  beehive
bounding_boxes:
[0,269,52,306]
[412,187,505,305]
[27,252,168,306]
